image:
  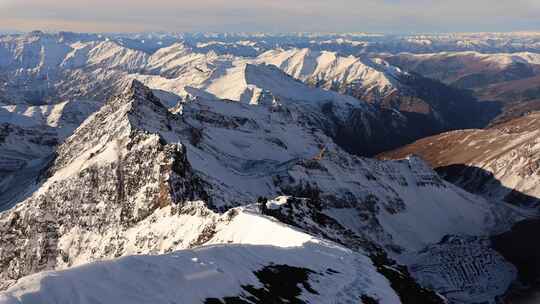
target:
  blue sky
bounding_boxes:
[0,0,539,33]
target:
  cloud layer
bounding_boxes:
[0,0,538,33]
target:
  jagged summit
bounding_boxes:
[49,80,177,179]
[120,79,165,108]
[123,78,148,95]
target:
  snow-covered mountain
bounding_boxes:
[135,45,497,155]
[383,51,540,126]
[256,48,403,102]
[0,32,500,156]
[255,48,496,146]
[0,31,537,303]
[138,56,413,156]
[380,111,540,208]
[0,80,520,303]
[108,31,540,55]
[0,206,403,304]
[0,100,100,209]
[0,32,134,104]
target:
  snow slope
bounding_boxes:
[0,207,401,304]
[0,100,100,136]
[0,99,100,209]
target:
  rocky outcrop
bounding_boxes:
[0,81,208,288]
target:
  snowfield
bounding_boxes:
[0,207,400,304]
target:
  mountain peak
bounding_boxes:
[123,79,151,97]
[117,79,165,109]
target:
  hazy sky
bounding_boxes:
[0,0,539,33]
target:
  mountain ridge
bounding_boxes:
[0,81,521,303]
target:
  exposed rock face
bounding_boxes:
[0,81,208,288]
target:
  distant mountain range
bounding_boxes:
[0,32,499,156]
[384,51,540,125]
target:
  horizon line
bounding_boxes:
[2,29,540,36]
